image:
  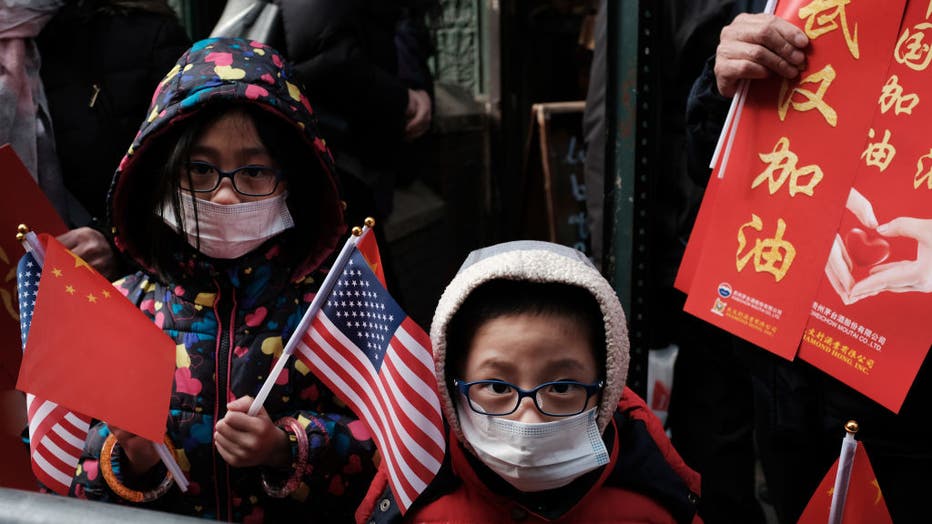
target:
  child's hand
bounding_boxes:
[109,426,161,476]
[215,396,291,468]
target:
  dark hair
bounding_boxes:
[123,101,332,278]
[445,279,606,384]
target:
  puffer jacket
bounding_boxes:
[357,241,701,523]
[70,38,375,522]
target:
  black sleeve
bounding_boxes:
[684,56,732,187]
[292,38,410,140]
[394,7,435,98]
[281,0,410,143]
[147,16,192,88]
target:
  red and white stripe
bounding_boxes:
[26,394,90,495]
[297,313,445,511]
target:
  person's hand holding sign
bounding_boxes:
[714,13,809,98]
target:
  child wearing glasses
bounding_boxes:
[69,38,376,521]
[358,240,701,523]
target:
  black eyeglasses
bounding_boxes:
[181,161,284,197]
[454,379,603,417]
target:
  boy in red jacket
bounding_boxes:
[358,240,701,523]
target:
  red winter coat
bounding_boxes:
[357,388,702,524]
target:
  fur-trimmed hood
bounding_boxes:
[431,240,630,445]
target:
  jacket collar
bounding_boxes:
[164,234,309,309]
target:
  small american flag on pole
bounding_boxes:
[17,252,90,495]
[295,231,445,512]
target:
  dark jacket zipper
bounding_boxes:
[213,281,234,521]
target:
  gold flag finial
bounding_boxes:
[16,224,29,241]
[364,217,376,228]
[844,420,859,434]
[351,226,363,237]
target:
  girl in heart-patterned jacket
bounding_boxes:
[70,38,376,523]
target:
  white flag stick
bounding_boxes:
[21,231,45,266]
[716,80,749,179]
[709,0,778,175]
[247,227,370,416]
[154,442,188,491]
[18,228,188,491]
[709,79,745,170]
[827,421,859,524]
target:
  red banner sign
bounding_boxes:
[799,0,932,412]
[679,1,931,411]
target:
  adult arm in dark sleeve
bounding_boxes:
[146,14,192,87]
[287,16,411,143]
[394,6,435,97]
[684,56,729,188]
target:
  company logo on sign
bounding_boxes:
[711,298,727,316]
[717,282,733,298]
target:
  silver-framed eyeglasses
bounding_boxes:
[454,378,604,417]
[181,160,284,197]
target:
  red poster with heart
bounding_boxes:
[799,1,932,413]
[684,0,908,359]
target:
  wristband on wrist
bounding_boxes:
[262,416,308,498]
[100,433,175,503]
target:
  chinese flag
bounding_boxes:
[356,228,386,287]
[0,145,67,490]
[16,235,174,442]
[798,444,892,524]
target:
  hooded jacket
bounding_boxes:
[357,241,701,523]
[70,38,376,522]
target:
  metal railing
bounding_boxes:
[0,488,202,524]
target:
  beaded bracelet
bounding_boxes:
[100,433,175,503]
[262,416,308,498]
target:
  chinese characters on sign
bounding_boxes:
[736,214,797,282]
[754,137,824,196]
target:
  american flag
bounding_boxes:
[295,238,445,512]
[18,252,90,495]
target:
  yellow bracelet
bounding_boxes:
[100,433,175,503]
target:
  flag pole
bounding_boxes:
[827,420,859,524]
[16,225,189,492]
[247,222,374,416]
[709,0,778,175]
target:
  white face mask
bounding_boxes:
[456,401,610,492]
[159,190,294,259]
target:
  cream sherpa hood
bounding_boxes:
[431,240,630,445]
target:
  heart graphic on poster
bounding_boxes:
[844,227,891,267]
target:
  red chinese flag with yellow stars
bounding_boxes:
[798,443,892,524]
[355,227,386,286]
[16,234,174,442]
